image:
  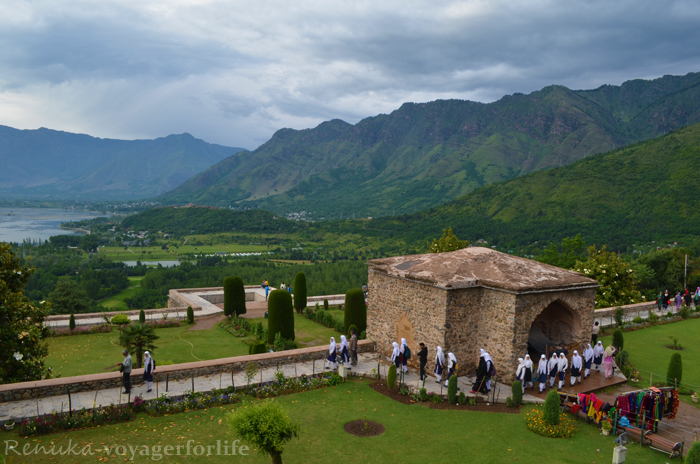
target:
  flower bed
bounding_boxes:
[525,407,577,438]
[49,324,113,337]
[19,404,135,437]
[144,319,181,329]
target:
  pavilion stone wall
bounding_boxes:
[367,270,447,370]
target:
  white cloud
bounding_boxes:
[0,0,698,149]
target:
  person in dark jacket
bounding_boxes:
[143,351,155,393]
[417,343,428,381]
[471,351,488,394]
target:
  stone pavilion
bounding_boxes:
[366,247,599,382]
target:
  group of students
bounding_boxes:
[325,331,359,370]
[533,341,617,393]
[658,288,700,312]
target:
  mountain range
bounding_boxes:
[0,126,245,200]
[160,71,700,217]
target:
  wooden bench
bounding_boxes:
[644,431,683,459]
[563,401,590,423]
[617,426,649,445]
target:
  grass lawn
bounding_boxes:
[601,317,700,390]
[45,314,341,377]
[99,276,144,310]
[2,380,671,464]
[98,243,269,261]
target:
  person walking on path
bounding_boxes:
[515,358,526,393]
[557,353,568,390]
[116,349,133,394]
[399,338,409,374]
[143,351,155,393]
[444,352,459,389]
[684,288,692,308]
[434,346,445,384]
[570,351,582,386]
[348,329,358,366]
[675,292,683,312]
[537,354,548,393]
[265,285,270,301]
[326,337,338,370]
[583,343,594,378]
[695,287,700,309]
[547,353,559,388]
[591,321,600,344]
[483,351,494,391]
[663,290,670,312]
[656,292,663,313]
[523,354,533,390]
[391,342,401,370]
[417,343,428,381]
[339,335,350,367]
[593,341,604,372]
[603,344,617,380]
[471,350,488,394]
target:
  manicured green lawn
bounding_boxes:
[99,276,144,310]
[3,380,670,463]
[45,314,341,377]
[601,317,700,390]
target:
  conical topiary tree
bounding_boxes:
[543,390,560,425]
[511,380,523,407]
[224,276,246,317]
[685,441,700,464]
[448,375,458,404]
[293,272,307,314]
[343,288,367,335]
[267,290,295,344]
[387,364,397,389]
[612,329,624,352]
[69,313,76,331]
[667,352,682,386]
[139,309,146,324]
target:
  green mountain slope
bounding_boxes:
[0,126,246,200]
[160,72,700,217]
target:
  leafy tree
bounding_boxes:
[292,272,307,314]
[224,275,246,317]
[343,288,367,335]
[227,401,300,464]
[48,278,93,314]
[0,243,51,383]
[543,390,561,425]
[686,441,700,464]
[537,234,585,269]
[80,234,100,253]
[267,290,295,344]
[427,227,469,253]
[572,245,644,308]
[667,352,682,386]
[119,322,159,368]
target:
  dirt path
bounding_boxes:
[188,314,226,331]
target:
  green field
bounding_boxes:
[45,314,341,377]
[98,243,270,261]
[3,380,672,464]
[99,276,144,310]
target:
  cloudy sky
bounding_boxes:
[1,0,699,149]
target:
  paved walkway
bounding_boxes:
[0,352,539,421]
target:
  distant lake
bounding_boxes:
[0,208,108,244]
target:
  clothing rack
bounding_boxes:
[611,387,679,435]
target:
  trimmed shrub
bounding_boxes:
[458,391,467,405]
[249,341,267,355]
[111,314,130,325]
[323,299,329,311]
[186,306,194,324]
[387,365,397,390]
[273,332,284,352]
[343,288,367,335]
[224,276,246,317]
[667,352,683,386]
[335,320,344,334]
[543,390,561,425]
[686,441,700,464]
[347,324,358,337]
[448,375,458,404]
[293,272,307,314]
[267,290,295,344]
[69,313,76,331]
[511,380,523,407]
[632,316,643,324]
[139,309,146,324]
[360,330,366,340]
[315,309,326,324]
[648,312,659,324]
[617,350,631,378]
[612,329,624,352]
[680,306,690,320]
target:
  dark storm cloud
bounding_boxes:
[0,0,698,148]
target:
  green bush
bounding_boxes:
[347,324,358,337]
[648,312,659,324]
[223,276,246,317]
[139,309,146,324]
[267,290,295,344]
[686,441,700,464]
[335,320,344,334]
[273,332,284,352]
[680,306,690,320]
[304,306,313,319]
[111,314,131,325]
[360,330,366,340]
[69,313,76,331]
[249,341,267,355]
[613,307,625,327]
[543,390,561,425]
[667,352,683,386]
[343,288,367,335]
[323,299,329,311]
[612,329,624,352]
[387,365,397,390]
[293,272,307,314]
[315,309,326,324]
[418,388,428,401]
[458,391,467,405]
[282,339,299,351]
[511,380,523,407]
[324,312,335,328]
[447,375,458,404]
[186,306,194,324]
[617,350,631,378]
[632,316,643,324]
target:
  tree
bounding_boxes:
[267,290,295,344]
[292,272,307,314]
[69,313,76,331]
[427,227,470,253]
[227,401,300,464]
[186,306,194,323]
[511,380,523,407]
[667,352,682,386]
[572,245,644,308]
[48,278,93,314]
[0,243,51,383]
[612,329,624,352]
[343,288,367,335]
[686,441,700,464]
[139,309,146,324]
[224,275,246,317]
[387,364,397,389]
[543,390,560,425]
[80,234,100,253]
[536,234,585,269]
[448,375,458,404]
[119,322,159,368]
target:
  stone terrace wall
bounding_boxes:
[594,302,657,327]
[0,341,375,402]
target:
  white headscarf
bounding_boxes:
[483,352,493,370]
[515,358,524,378]
[583,344,594,362]
[479,348,486,358]
[447,352,457,368]
[144,351,150,358]
[572,350,582,369]
[435,346,445,365]
[548,353,558,371]
[400,338,407,354]
[538,354,548,375]
[524,354,533,369]
[391,342,400,361]
[329,337,336,354]
[558,353,568,371]
[594,341,604,357]
[340,335,348,350]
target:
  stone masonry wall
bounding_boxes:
[0,341,375,402]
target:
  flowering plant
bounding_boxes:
[526,407,577,438]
